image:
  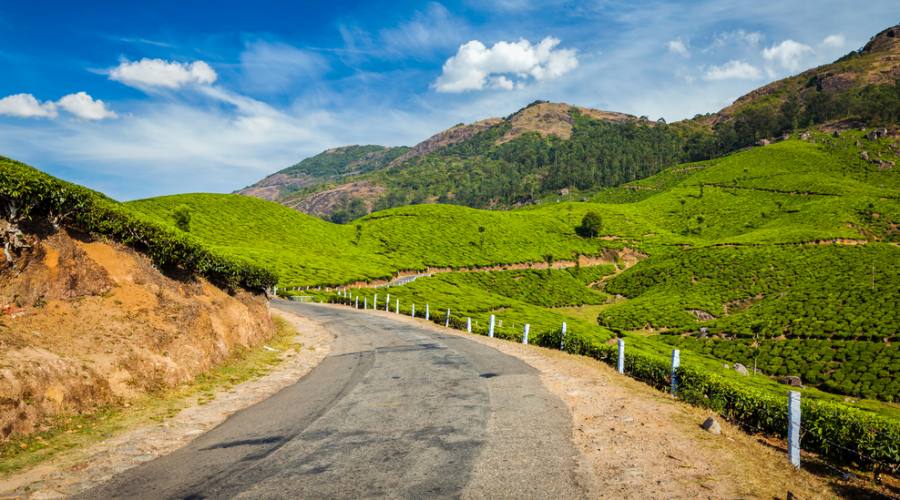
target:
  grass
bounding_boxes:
[0,316,300,477]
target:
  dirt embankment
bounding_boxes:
[0,222,273,442]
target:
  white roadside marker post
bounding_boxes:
[488,314,495,338]
[522,324,530,344]
[364,297,367,310]
[385,293,390,311]
[355,296,359,309]
[617,338,625,374]
[670,349,680,396]
[411,304,416,318]
[374,294,378,310]
[395,299,400,314]
[425,304,430,321]
[560,322,567,350]
[445,309,451,328]
[788,391,801,468]
[466,317,472,333]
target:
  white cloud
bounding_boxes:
[710,30,764,49]
[379,3,466,57]
[57,92,117,120]
[239,41,328,94]
[703,60,762,80]
[434,37,578,93]
[762,40,813,72]
[0,93,57,118]
[109,58,217,90]
[822,33,846,49]
[667,38,689,57]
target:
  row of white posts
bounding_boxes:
[335,290,802,469]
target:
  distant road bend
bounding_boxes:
[83,301,585,499]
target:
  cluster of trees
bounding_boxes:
[329,197,368,224]
[371,115,687,211]
[683,82,900,158]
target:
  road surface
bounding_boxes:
[81,302,585,499]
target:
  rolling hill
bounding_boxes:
[239,23,900,221]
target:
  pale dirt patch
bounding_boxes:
[345,306,840,499]
[0,309,334,499]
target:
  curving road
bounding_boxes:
[81,301,585,499]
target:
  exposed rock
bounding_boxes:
[702,417,722,435]
[757,138,771,146]
[867,128,889,141]
[688,309,716,321]
[879,160,895,170]
[832,130,841,138]
[559,188,570,196]
[799,131,811,141]
[779,376,803,387]
[861,151,870,162]
[733,363,749,376]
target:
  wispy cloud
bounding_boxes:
[667,38,690,57]
[238,41,329,95]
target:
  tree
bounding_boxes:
[478,225,486,251]
[576,211,602,238]
[543,254,555,278]
[355,224,363,245]
[173,205,191,232]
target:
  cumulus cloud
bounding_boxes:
[703,60,762,80]
[822,34,846,49]
[762,40,813,72]
[0,93,58,118]
[57,92,117,120]
[434,37,578,93]
[667,38,689,57]
[109,58,217,90]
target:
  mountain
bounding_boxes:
[240,23,900,222]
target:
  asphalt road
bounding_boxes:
[81,301,585,499]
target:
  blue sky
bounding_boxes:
[0,1,896,200]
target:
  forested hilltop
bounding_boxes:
[239,23,900,222]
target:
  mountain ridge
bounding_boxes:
[239,23,900,221]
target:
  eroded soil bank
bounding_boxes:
[0,222,273,442]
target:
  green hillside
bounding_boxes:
[129,128,900,406]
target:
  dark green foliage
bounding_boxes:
[329,197,369,224]
[663,337,900,402]
[576,211,602,237]
[280,145,409,180]
[372,114,687,210]
[0,157,276,292]
[173,205,191,232]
